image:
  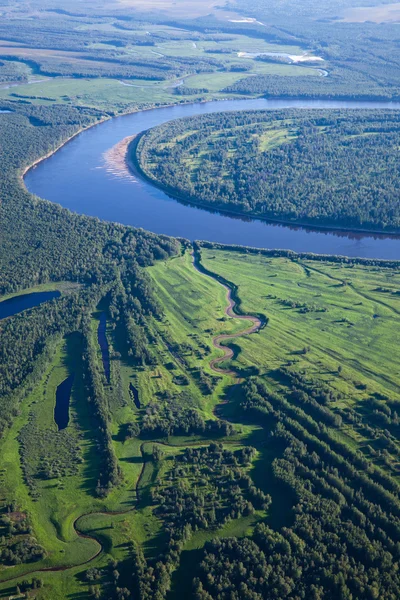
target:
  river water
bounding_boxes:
[24,98,400,259]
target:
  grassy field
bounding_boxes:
[0,282,81,304]
[0,335,102,581]
[0,250,260,596]
[200,247,400,465]
[2,246,399,597]
[0,25,323,112]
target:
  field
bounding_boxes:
[0,20,324,112]
[200,247,400,410]
[0,251,261,597]
[1,246,400,597]
[2,1,400,597]
[341,2,400,22]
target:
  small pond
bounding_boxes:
[54,374,74,431]
[0,290,60,320]
[129,383,141,409]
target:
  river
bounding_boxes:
[24,98,400,259]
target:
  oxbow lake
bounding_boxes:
[24,98,400,260]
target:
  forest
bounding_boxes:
[135,109,400,232]
[2,238,400,599]
[2,0,400,598]
[0,99,178,502]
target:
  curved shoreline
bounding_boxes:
[131,130,400,239]
[21,96,400,243]
[20,96,218,182]
[20,115,110,180]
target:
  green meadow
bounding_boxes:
[1,246,400,597]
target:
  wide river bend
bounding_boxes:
[24,98,400,259]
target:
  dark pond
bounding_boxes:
[97,312,110,383]
[0,290,60,320]
[54,374,74,431]
[129,383,141,409]
[24,98,400,259]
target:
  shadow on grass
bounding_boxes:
[0,586,17,598]
[119,455,144,465]
[61,333,101,497]
[167,548,203,600]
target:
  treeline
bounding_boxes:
[0,101,178,454]
[222,69,399,100]
[174,86,209,96]
[107,264,163,366]
[82,318,122,497]
[187,375,400,598]
[0,288,100,436]
[0,537,45,566]
[225,0,400,101]
[13,53,223,82]
[0,510,45,566]
[139,399,235,438]
[136,109,400,232]
[0,103,177,294]
[198,240,400,269]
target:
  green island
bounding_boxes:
[135,109,400,232]
[2,0,400,598]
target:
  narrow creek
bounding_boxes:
[192,249,264,378]
[1,250,269,584]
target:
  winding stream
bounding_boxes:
[7,95,400,583]
[0,251,268,583]
[25,97,400,260]
[192,250,263,377]
[6,94,400,587]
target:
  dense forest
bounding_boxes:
[135,109,400,231]
[222,69,397,100]
[0,100,178,493]
[191,375,400,599]
[3,1,400,598]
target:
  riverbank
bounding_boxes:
[131,127,400,239]
[24,96,400,260]
[20,95,227,183]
